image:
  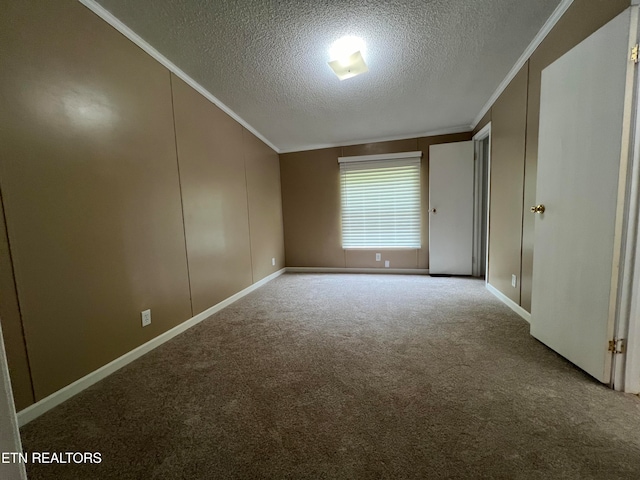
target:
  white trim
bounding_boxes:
[278,126,472,154]
[611,6,640,391]
[0,323,27,479]
[619,5,640,394]
[17,268,286,426]
[624,129,640,392]
[471,0,575,129]
[472,122,491,278]
[286,267,429,275]
[486,283,531,323]
[472,122,492,142]
[338,151,422,164]
[474,122,492,281]
[486,133,492,282]
[78,0,280,154]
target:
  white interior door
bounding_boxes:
[429,141,474,275]
[531,9,633,383]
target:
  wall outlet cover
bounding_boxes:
[385,260,390,268]
[271,257,276,266]
[376,253,381,261]
[512,275,517,288]
[141,309,151,327]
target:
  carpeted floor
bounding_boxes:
[20,274,640,479]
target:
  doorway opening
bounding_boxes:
[472,123,491,279]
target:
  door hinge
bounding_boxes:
[608,338,626,354]
[632,44,639,64]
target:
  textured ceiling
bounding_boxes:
[94,0,561,152]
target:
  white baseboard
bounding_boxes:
[17,268,286,426]
[286,267,430,275]
[486,283,531,323]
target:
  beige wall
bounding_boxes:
[0,1,284,406]
[172,75,253,315]
[0,201,33,411]
[485,0,630,311]
[280,147,345,267]
[279,133,472,268]
[243,130,286,281]
[487,65,528,304]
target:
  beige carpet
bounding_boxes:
[20,274,640,479]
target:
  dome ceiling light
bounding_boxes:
[328,36,368,81]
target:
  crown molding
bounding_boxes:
[278,125,472,154]
[78,0,281,153]
[80,0,570,155]
[471,0,575,129]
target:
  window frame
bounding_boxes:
[338,151,423,249]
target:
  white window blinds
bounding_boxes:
[339,152,422,248]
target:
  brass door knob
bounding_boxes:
[530,204,545,214]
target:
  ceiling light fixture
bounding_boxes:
[328,36,368,80]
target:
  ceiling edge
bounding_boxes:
[78,0,282,153]
[471,0,575,129]
[278,125,472,154]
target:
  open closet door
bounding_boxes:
[530,8,637,383]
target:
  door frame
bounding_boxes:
[0,321,27,479]
[472,122,491,280]
[617,4,640,393]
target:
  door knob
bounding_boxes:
[530,204,545,214]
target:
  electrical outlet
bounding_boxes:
[141,309,151,327]
[385,260,390,268]
[375,253,381,261]
[512,274,517,288]
[271,257,276,266]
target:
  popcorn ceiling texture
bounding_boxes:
[95,0,561,152]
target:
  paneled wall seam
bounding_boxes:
[241,128,255,284]
[169,72,194,317]
[0,189,35,403]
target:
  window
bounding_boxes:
[339,151,422,248]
